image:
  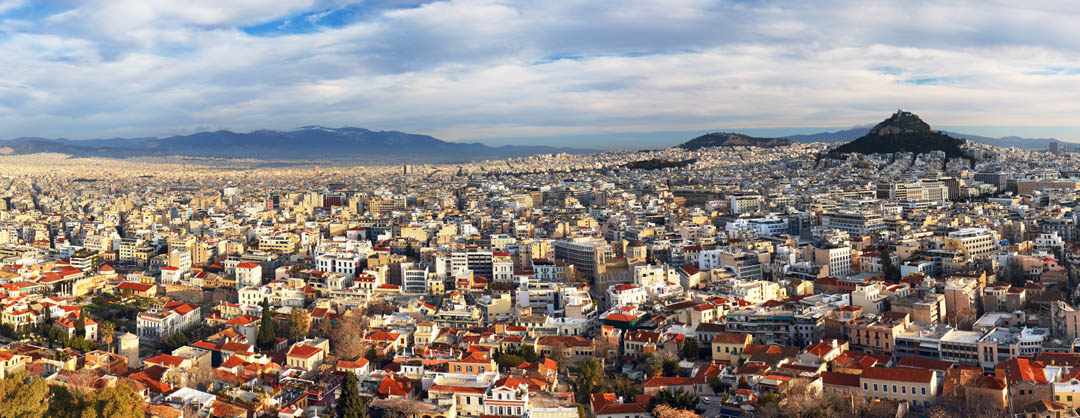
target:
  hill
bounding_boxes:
[0,127,594,163]
[826,110,969,159]
[786,125,1067,149]
[676,132,791,150]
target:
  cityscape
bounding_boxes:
[3,2,1080,418]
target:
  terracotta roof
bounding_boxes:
[287,344,323,359]
[821,371,860,388]
[713,332,750,345]
[1000,358,1049,385]
[642,376,694,387]
[967,374,1007,390]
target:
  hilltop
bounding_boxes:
[676,132,791,150]
[826,110,969,159]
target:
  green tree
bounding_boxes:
[707,376,730,394]
[48,381,145,418]
[162,331,189,351]
[880,244,901,282]
[0,372,50,417]
[646,356,663,377]
[101,322,116,353]
[573,358,607,400]
[648,388,700,413]
[287,306,311,342]
[257,298,277,350]
[520,344,539,362]
[338,372,368,418]
[662,358,680,377]
[681,338,699,361]
[76,310,87,339]
[66,336,92,353]
[496,353,526,370]
[365,348,378,363]
[47,324,68,348]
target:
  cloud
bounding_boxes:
[2,0,1080,143]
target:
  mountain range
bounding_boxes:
[784,126,1064,149]
[826,110,968,160]
[0,127,594,163]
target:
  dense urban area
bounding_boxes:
[4,130,1080,418]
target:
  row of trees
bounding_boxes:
[256,298,313,351]
[0,372,145,418]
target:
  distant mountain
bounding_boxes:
[785,127,870,143]
[0,127,594,163]
[786,125,1067,149]
[941,132,1065,149]
[676,132,791,150]
[826,110,969,159]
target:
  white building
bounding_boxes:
[235,262,263,289]
[137,302,201,342]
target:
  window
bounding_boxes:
[883,385,888,393]
[863,383,868,390]
[892,385,897,393]
[902,387,906,394]
[921,387,926,395]
[873,384,878,392]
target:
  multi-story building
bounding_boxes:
[944,228,998,260]
[820,211,886,235]
[136,302,201,342]
[859,367,938,408]
[553,238,612,280]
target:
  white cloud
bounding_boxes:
[2,0,1080,142]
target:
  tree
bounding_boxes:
[681,338,699,361]
[519,344,539,362]
[612,375,641,400]
[648,388,700,413]
[646,356,663,377]
[101,322,115,352]
[338,372,368,418]
[573,358,607,401]
[287,306,311,342]
[47,324,68,348]
[880,244,901,282]
[76,310,87,339]
[653,405,702,418]
[707,376,729,394]
[496,353,526,370]
[66,336,92,353]
[327,316,369,359]
[0,372,50,417]
[48,380,145,418]
[662,358,680,377]
[162,331,189,351]
[257,298,277,350]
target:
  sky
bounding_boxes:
[3,1,1080,148]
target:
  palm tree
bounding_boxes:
[101,322,115,352]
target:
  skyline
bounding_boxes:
[3,1,1080,144]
